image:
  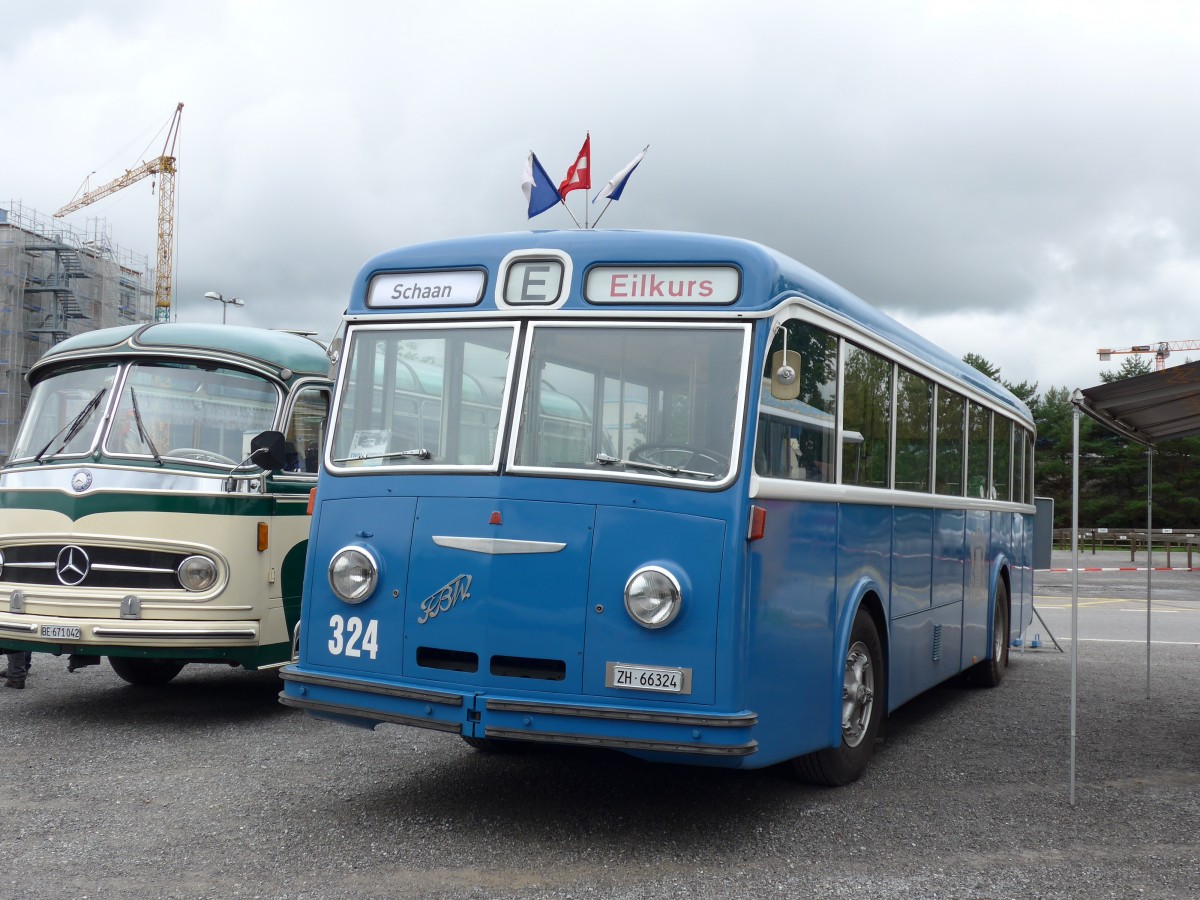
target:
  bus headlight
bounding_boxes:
[624,566,682,629]
[177,555,218,592]
[328,546,378,604]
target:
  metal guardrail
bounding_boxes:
[1052,527,1200,566]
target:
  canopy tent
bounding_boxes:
[1067,359,1200,803]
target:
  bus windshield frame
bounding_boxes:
[508,321,751,488]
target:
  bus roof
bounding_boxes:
[31,323,332,385]
[353,230,1031,422]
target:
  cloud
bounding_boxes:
[5,0,1200,391]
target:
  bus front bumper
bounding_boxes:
[278,666,759,759]
[0,613,285,668]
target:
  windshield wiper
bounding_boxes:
[595,452,716,479]
[332,448,431,464]
[128,388,163,466]
[34,387,107,464]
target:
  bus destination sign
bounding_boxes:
[585,265,740,304]
[368,269,487,307]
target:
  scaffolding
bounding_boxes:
[0,200,155,460]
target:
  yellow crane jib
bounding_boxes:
[54,102,183,323]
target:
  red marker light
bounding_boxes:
[748,505,767,541]
[489,511,502,525]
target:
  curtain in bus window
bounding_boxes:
[1025,429,1036,504]
[935,388,966,496]
[992,416,1012,501]
[967,402,989,499]
[895,368,933,492]
[755,320,837,481]
[841,343,891,488]
[1012,425,1027,504]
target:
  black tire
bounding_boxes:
[967,579,1010,688]
[109,656,186,686]
[792,607,885,786]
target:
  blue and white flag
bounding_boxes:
[522,152,560,218]
[594,145,649,203]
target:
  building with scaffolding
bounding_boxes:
[0,200,155,461]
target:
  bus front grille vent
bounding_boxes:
[490,655,566,681]
[0,544,189,591]
[416,646,479,673]
[932,623,943,662]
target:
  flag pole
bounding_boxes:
[592,198,615,228]
[558,197,581,229]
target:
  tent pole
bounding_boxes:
[1070,403,1080,806]
[1146,448,1153,699]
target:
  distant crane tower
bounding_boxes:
[54,102,184,323]
[1097,339,1200,371]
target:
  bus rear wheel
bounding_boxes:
[791,607,885,786]
[109,657,186,686]
[967,580,1010,688]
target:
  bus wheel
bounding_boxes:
[109,657,186,686]
[967,580,1010,688]
[791,608,884,786]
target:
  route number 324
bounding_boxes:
[327,614,379,660]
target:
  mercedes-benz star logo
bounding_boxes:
[56,545,90,586]
[70,469,93,493]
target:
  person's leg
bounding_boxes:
[4,650,27,687]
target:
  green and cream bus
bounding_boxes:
[0,323,332,684]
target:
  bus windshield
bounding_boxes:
[10,364,120,462]
[330,325,516,467]
[106,361,280,465]
[512,323,748,483]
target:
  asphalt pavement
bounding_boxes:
[2,564,1199,899]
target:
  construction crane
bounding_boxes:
[54,102,184,323]
[1097,339,1200,371]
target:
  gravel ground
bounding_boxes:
[2,634,1198,899]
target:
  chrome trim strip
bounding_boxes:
[91,564,176,574]
[485,698,758,728]
[0,622,38,634]
[279,666,463,706]
[432,536,567,555]
[483,727,758,757]
[279,694,461,733]
[90,627,257,639]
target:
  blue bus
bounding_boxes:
[279,230,1034,784]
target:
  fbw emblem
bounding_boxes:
[417,574,472,625]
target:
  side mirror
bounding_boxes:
[770,349,802,400]
[249,430,287,471]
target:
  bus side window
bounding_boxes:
[895,367,933,492]
[284,386,331,473]
[842,342,892,488]
[755,319,837,481]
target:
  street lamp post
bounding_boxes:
[203,291,245,324]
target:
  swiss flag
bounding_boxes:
[558,133,591,199]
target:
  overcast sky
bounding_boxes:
[4,0,1198,393]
